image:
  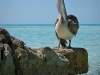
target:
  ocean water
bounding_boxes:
[0,24,100,75]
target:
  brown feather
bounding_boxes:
[60,39,67,48]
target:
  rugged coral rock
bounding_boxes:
[0,28,88,75]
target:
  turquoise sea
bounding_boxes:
[0,24,100,75]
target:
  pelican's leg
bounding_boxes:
[68,40,71,48]
[58,40,60,49]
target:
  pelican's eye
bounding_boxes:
[73,32,76,35]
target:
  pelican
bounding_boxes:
[55,0,79,49]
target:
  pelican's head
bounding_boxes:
[67,14,79,26]
[67,14,79,35]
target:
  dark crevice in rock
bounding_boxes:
[1,48,4,61]
[44,57,47,63]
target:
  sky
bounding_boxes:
[0,0,100,24]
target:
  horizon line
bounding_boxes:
[0,23,100,25]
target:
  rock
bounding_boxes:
[34,47,69,75]
[0,44,15,75]
[0,28,88,75]
[55,48,88,74]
